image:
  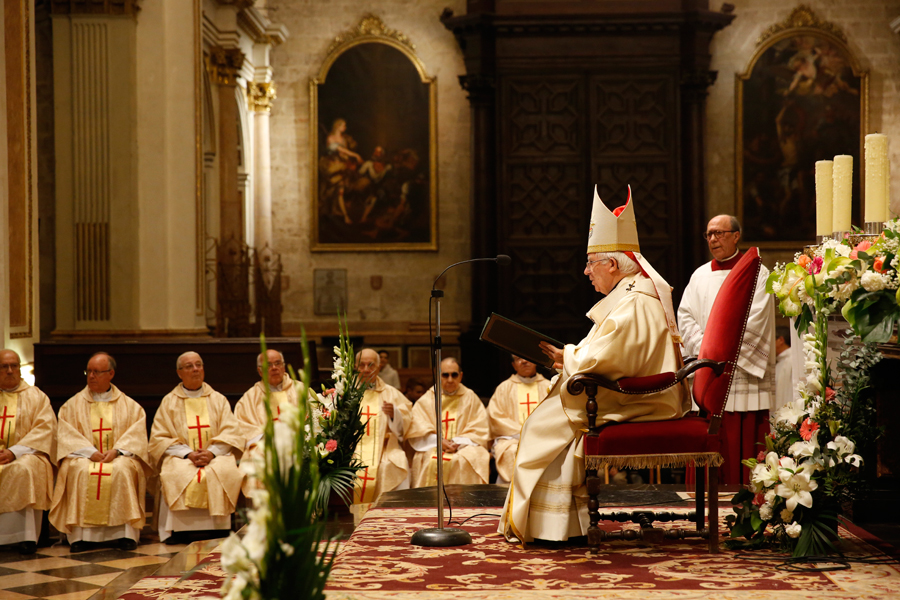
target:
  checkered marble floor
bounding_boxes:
[0,538,188,600]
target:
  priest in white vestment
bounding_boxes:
[0,350,57,554]
[234,349,297,495]
[50,353,151,552]
[499,186,689,543]
[774,330,793,412]
[377,350,402,389]
[677,215,775,484]
[487,355,548,485]
[408,358,491,487]
[149,352,245,543]
[352,349,412,503]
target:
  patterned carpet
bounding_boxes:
[114,506,900,600]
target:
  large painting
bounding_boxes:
[736,7,867,246]
[310,16,437,251]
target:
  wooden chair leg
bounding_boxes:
[708,466,719,553]
[604,464,609,484]
[694,465,704,531]
[586,469,600,553]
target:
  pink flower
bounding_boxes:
[849,240,873,260]
[752,492,766,507]
[322,409,331,419]
[824,387,836,403]
[799,418,819,441]
[324,439,338,452]
[807,256,823,275]
[757,450,767,462]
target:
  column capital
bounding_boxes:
[248,81,276,112]
[51,0,140,16]
[206,46,245,86]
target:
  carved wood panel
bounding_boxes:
[504,77,583,157]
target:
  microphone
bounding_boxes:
[433,255,511,289]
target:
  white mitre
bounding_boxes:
[587,185,640,253]
[587,185,682,344]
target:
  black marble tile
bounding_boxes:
[0,565,23,577]
[7,578,99,597]
[37,563,123,579]
[65,549,145,563]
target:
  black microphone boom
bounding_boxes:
[433,255,511,288]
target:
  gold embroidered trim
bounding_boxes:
[585,452,723,470]
[587,243,641,253]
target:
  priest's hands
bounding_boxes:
[188,449,214,467]
[539,341,564,370]
[441,438,459,454]
[90,449,118,463]
[0,449,15,464]
[383,402,394,419]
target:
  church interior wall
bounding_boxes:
[267,0,471,345]
[706,0,900,267]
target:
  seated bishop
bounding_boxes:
[487,355,549,485]
[149,352,245,543]
[0,349,57,554]
[50,353,151,552]
[407,358,491,487]
[352,349,412,503]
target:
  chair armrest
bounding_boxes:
[675,358,727,380]
[567,372,678,396]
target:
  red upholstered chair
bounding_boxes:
[566,247,762,553]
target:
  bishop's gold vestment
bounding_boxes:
[487,373,549,483]
[149,383,245,517]
[408,384,490,488]
[353,377,412,503]
[50,386,151,535]
[499,274,689,542]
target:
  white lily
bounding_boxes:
[751,451,781,488]
[776,467,818,512]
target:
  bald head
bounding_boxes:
[440,357,462,394]
[176,351,205,390]
[356,348,381,384]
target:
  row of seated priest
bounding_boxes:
[0,344,545,555]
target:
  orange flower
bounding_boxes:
[797,255,812,270]
[799,418,819,441]
[874,256,887,273]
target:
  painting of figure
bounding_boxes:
[312,38,436,250]
[738,32,865,245]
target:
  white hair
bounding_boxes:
[176,351,202,370]
[257,350,285,368]
[594,251,640,275]
[355,348,381,366]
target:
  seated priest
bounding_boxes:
[234,349,297,495]
[149,352,245,543]
[50,353,151,552]
[407,358,491,487]
[498,186,689,543]
[0,349,57,554]
[487,354,549,485]
[352,348,413,503]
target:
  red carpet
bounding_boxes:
[119,506,900,599]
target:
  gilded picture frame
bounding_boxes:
[310,16,438,251]
[735,7,868,248]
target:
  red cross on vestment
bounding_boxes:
[358,467,376,501]
[273,405,281,422]
[91,463,111,500]
[197,467,204,483]
[361,405,378,436]
[92,418,112,452]
[520,393,537,417]
[188,416,210,449]
[0,405,15,440]
[441,411,455,438]
[432,454,452,461]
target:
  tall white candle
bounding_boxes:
[865,134,888,223]
[832,155,853,233]
[885,137,892,219]
[815,160,834,236]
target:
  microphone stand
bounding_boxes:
[411,255,510,547]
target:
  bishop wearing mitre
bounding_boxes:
[407,357,491,487]
[0,349,57,554]
[487,354,549,485]
[50,352,151,552]
[352,348,412,503]
[149,352,245,543]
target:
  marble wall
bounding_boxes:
[268,0,470,338]
[706,1,900,266]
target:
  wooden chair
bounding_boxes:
[566,247,762,553]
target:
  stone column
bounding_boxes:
[207,46,245,245]
[248,81,275,250]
